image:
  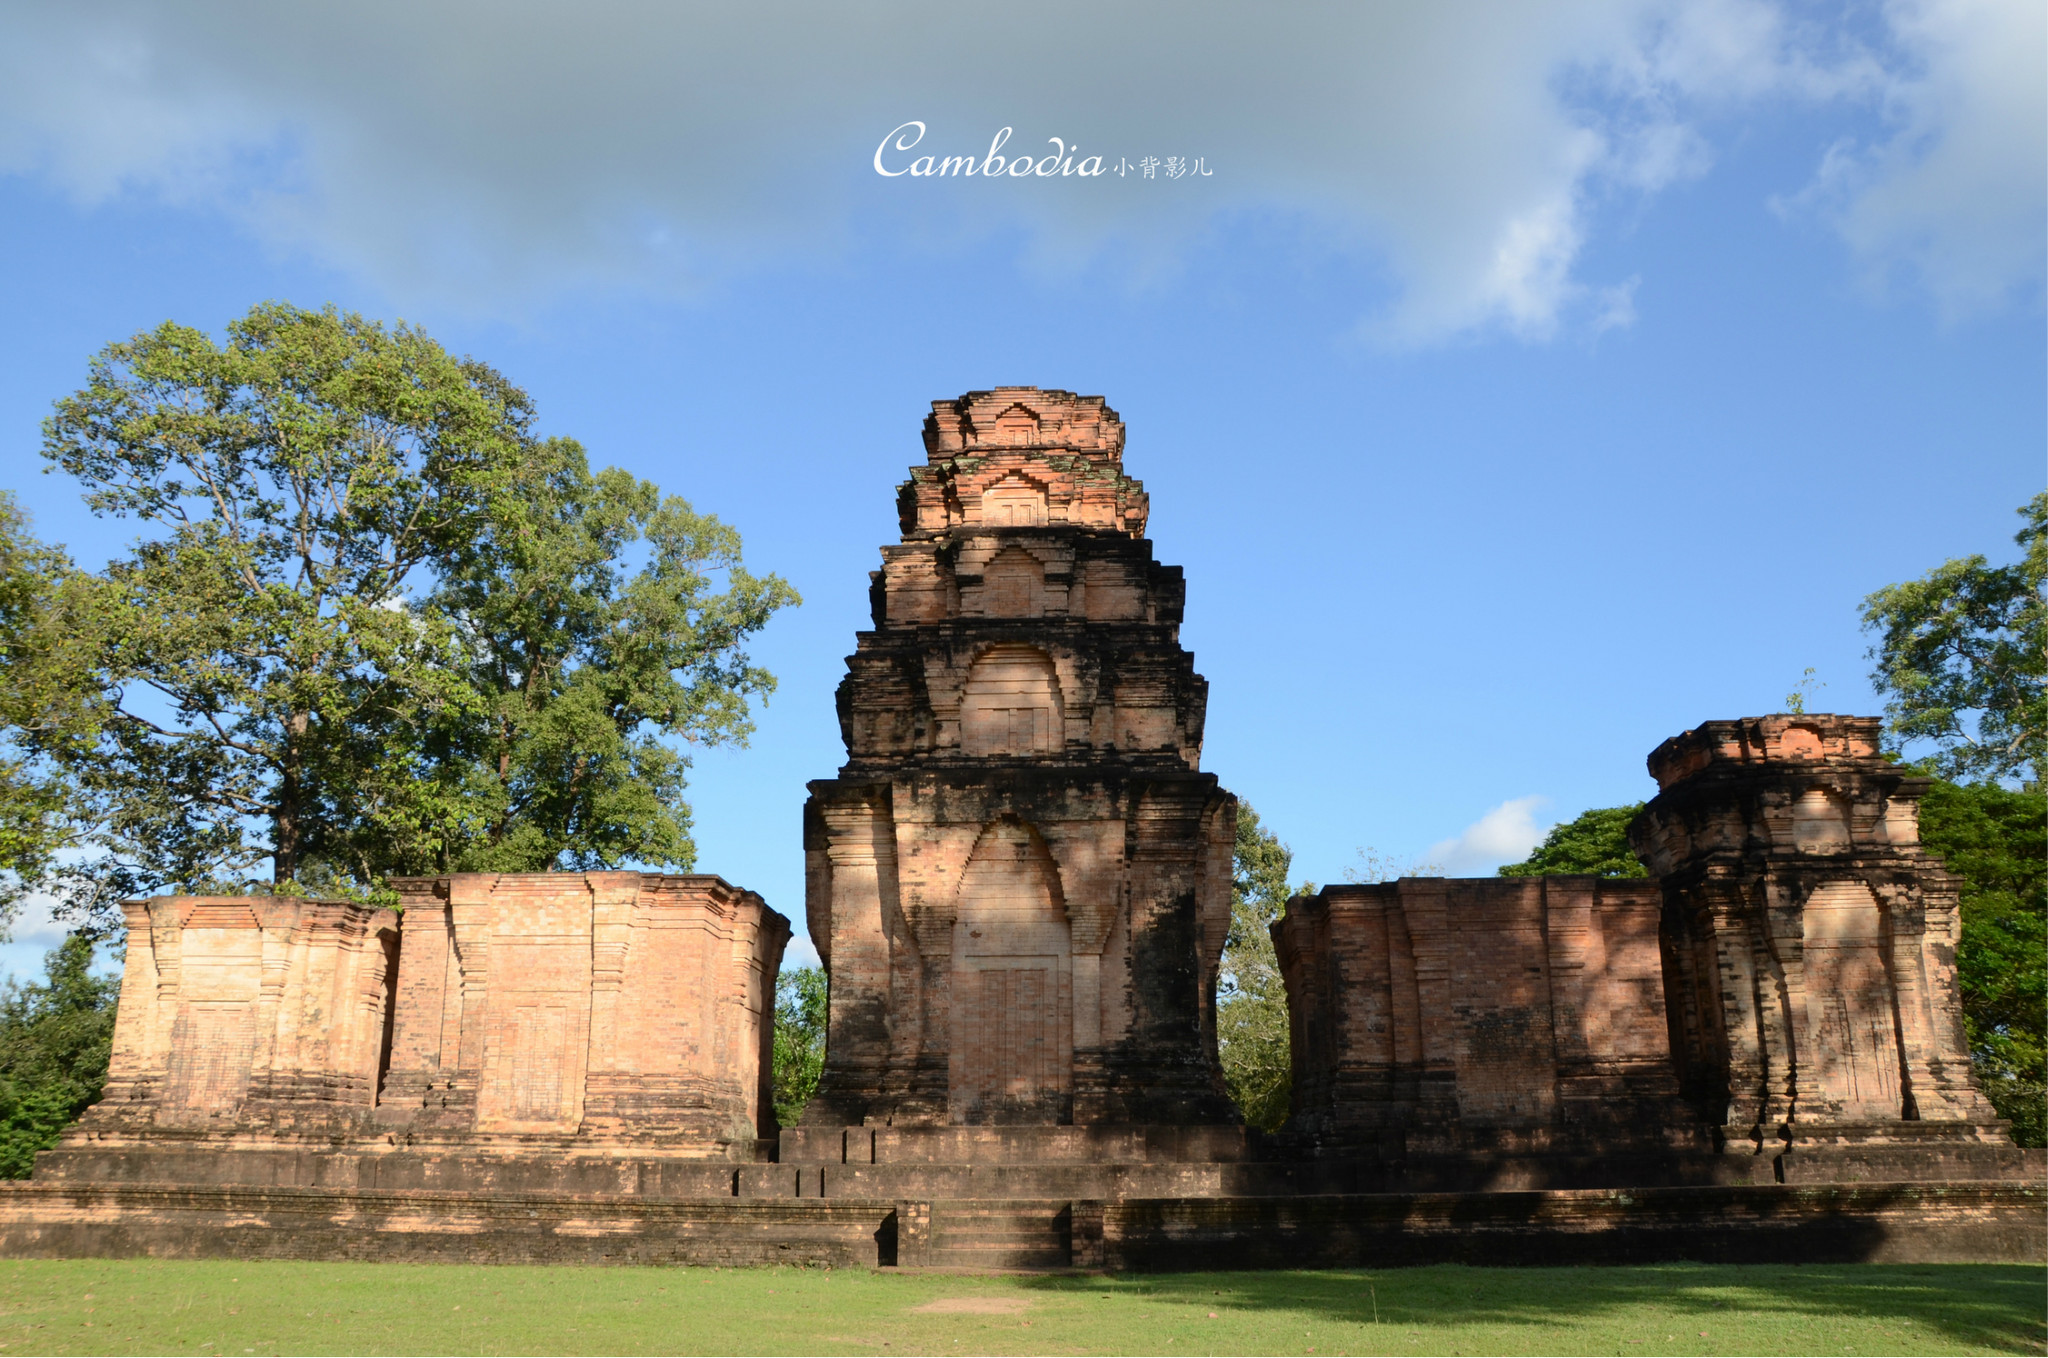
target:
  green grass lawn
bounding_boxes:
[0,1258,2038,1356]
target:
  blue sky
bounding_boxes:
[0,0,2040,976]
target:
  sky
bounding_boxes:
[0,0,2040,977]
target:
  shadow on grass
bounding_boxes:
[1016,1263,2046,1353]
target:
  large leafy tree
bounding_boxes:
[1861,493,2046,785]
[0,555,113,1173]
[40,303,527,900]
[1498,805,1647,878]
[35,302,795,920]
[1217,803,1309,1133]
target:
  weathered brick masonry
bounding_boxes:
[1274,711,2030,1190]
[1633,714,2017,1181]
[3,390,2038,1270]
[801,388,1238,1133]
[88,896,398,1137]
[376,872,787,1152]
[1276,875,1698,1176]
[40,874,787,1192]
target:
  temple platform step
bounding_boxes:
[37,1139,2042,1200]
[779,1124,1254,1166]
[910,1199,1082,1270]
[0,1179,2035,1269]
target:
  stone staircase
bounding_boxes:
[895,1199,1103,1270]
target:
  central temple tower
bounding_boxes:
[802,388,1239,1129]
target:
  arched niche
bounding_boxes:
[980,474,1048,527]
[981,545,1047,618]
[990,402,1042,445]
[960,644,1062,756]
[950,817,1072,1123]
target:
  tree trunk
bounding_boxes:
[491,718,512,846]
[274,711,309,883]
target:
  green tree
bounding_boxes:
[36,303,794,917]
[39,303,529,900]
[422,440,797,875]
[1861,493,2046,785]
[1497,804,1648,877]
[771,964,827,1131]
[1860,497,2046,1144]
[1917,778,2046,1146]
[0,496,95,903]
[0,935,118,1178]
[1218,803,1310,1133]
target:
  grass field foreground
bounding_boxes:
[0,1258,2038,1356]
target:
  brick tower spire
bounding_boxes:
[802,388,1238,1128]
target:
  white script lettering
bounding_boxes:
[873,122,926,177]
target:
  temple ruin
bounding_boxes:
[0,387,2035,1269]
[1276,712,2018,1189]
[801,387,1237,1132]
[40,874,787,1195]
[1634,715,2011,1175]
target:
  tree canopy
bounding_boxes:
[0,935,117,1178]
[29,302,795,925]
[0,496,91,899]
[1862,493,2046,786]
[1918,777,2045,1145]
[425,443,795,876]
[771,964,827,1131]
[1497,804,1647,878]
[1217,802,1310,1133]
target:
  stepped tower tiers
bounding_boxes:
[1631,715,2012,1169]
[801,388,1240,1131]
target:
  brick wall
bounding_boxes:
[1275,876,1689,1155]
[378,872,789,1153]
[76,873,786,1167]
[91,897,397,1133]
[1277,713,2017,1166]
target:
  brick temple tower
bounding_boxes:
[801,388,1239,1129]
[1631,714,2011,1170]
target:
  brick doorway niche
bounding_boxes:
[960,644,1062,756]
[950,818,1073,1124]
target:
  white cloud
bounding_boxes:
[1785,0,2046,321]
[2,892,70,950]
[1424,796,1556,877]
[0,1,2035,338]
[0,892,74,989]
